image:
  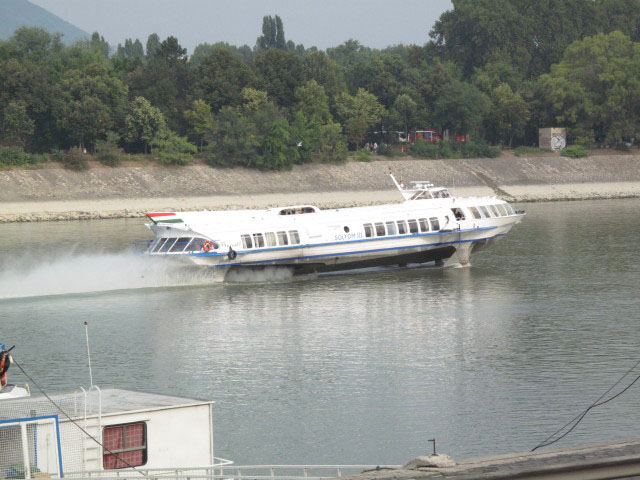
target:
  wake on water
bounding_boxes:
[0,251,228,299]
[0,250,298,299]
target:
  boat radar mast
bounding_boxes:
[389,173,453,201]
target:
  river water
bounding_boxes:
[1,199,640,465]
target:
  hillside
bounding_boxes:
[0,0,88,43]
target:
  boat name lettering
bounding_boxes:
[334,232,363,241]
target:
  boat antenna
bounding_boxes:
[84,321,94,387]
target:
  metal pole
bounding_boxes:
[84,322,93,387]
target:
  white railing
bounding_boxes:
[63,462,401,480]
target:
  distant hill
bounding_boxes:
[0,0,89,44]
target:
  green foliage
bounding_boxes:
[410,140,500,159]
[95,132,123,166]
[490,83,530,146]
[336,88,386,147]
[184,99,213,150]
[561,145,590,158]
[1,100,35,147]
[50,148,64,162]
[253,49,304,108]
[256,15,287,51]
[409,140,440,159]
[376,143,402,157]
[150,130,197,166]
[5,6,640,170]
[294,80,332,124]
[124,97,167,153]
[354,149,372,162]
[513,146,551,157]
[257,117,299,170]
[62,147,88,170]
[313,123,348,163]
[432,80,491,138]
[0,146,39,167]
[540,31,640,145]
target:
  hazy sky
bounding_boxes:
[28,0,452,52]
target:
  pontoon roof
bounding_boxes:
[0,388,212,420]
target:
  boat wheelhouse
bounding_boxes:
[138,175,524,275]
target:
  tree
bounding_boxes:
[253,49,304,107]
[156,36,187,64]
[1,101,35,147]
[391,94,417,139]
[432,80,491,138]
[184,99,213,150]
[256,15,287,51]
[490,83,530,146]
[335,88,386,146]
[315,123,348,162]
[429,0,602,79]
[89,32,110,58]
[192,48,256,111]
[145,33,160,58]
[124,97,167,153]
[540,31,640,144]
[57,58,129,150]
[294,80,332,124]
[150,129,197,165]
[127,36,190,133]
[302,51,346,101]
[258,117,298,170]
[203,105,259,167]
[61,95,111,149]
[95,131,123,166]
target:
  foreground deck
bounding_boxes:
[344,439,640,480]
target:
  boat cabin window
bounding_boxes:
[289,230,301,245]
[188,238,204,251]
[279,206,316,215]
[418,218,430,232]
[169,237,191,252]
[103,422,147,469]
[496,204,508,216]
[469,207,482,220]
[152,238,167,253]
[375,222,385,237]
[408,219,418,234]
[429,217,440,231]
[241,234,253,249]
[451,208,465,221]
[410,191,431,200]
[397,220,407,234]
[265,232,277,246]
[504,203,515,215]
[489,205,500,217]
[277,231,289,245]
[364,223,373,238]
[479,205,491,218]
[253,233,265,248]
[386,221,397,235]
[160,238,176,253]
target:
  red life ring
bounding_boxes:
[202,240,213,252]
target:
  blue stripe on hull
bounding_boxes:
[208,234,505,269]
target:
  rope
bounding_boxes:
[532,357,640,451]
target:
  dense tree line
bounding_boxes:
[1,2,640,170]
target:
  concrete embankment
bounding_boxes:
[345,439,640,479]
[0,154,639,222]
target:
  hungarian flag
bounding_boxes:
[146,212,184,224]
